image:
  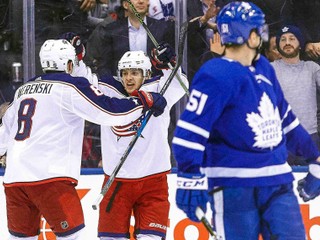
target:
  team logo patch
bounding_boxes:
[246,92,282,149]
[221,23,229,33]
[111,114,146,137]
[60,221,69,230]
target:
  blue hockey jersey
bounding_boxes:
[172,55,320,188]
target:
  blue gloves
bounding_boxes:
[176,172,208,222]
[150,42,176,70]
[131,90,167,117]
[297,162,320,202]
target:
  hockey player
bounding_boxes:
[172,2,320,239]
[0,39,166,240]
[96,48,188,240]
[63,32,188,238]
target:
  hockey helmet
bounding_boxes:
[118,51,152,79]
[217,1,269,45]
[39,39,77,73]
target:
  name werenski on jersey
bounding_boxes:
[246,92,282,149]
[17,82,53,99]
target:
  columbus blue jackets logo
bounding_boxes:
[111,114,146,138]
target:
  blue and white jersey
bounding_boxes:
[172,55,320,188]
[0,73,143,185]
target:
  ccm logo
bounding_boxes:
[177,179,206,188]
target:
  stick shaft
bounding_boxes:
[196,207,219,239]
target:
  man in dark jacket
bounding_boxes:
[86,0,175,77]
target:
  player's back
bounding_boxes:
[3,73,88,185]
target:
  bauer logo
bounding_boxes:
[149,222,167,230]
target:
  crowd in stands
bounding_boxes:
[1,0,320,168]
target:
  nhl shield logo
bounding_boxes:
[60,221,69,230]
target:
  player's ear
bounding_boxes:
[67,60,73,74]
[248,31,260,48]
[146,69,151,79]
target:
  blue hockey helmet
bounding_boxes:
[217,1,269,45]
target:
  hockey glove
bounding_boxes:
[131,90,167,117]
[150,42,176,70]
[0,155,6,168]
[297,162,320,202]
[59,32,85,61]
[176,172,208,222]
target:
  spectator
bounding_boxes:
[292,0,320,64]
[148,0,175,21]
[187,0,220,82]
[200,31,225,65]
[86,0,175,77]
[261,34,282,62]
[87,0,111,27]
[271,25,320,165]
[34,0,98,74]
[0,39,166,239]
[35,0,96,42]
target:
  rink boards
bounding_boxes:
[0,168,320,240]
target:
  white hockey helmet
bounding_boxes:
[118,51,152,79]
[39,39,77,73]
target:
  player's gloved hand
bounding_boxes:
[0,155,6,168]
[59,32,85,61]
[131,90,167,117]
[297,162,320,202]
[150,42,176,70]
[176,172,208,222]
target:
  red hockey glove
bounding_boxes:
[151,42,176,70]
[131,90,167,117]
[59,32,86,61]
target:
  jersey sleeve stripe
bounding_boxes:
[281,105,292,121]
[177,120,210,138]
[283,118,299,134]
[309,164,320,178]
[172,137,205,151]
[201,162,292,178]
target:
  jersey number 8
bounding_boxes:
[15,98,37,141]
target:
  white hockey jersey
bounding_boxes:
[98,69,188,179]
[0,73,144,186]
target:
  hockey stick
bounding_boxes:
[125,0,190,97]
[92,21,189,210]
[196,207,219,240]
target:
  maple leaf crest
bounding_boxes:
[246,92,282,149]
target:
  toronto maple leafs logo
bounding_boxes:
[111,114,146,138]
[281,26,289,33]
[246,92,282,149]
